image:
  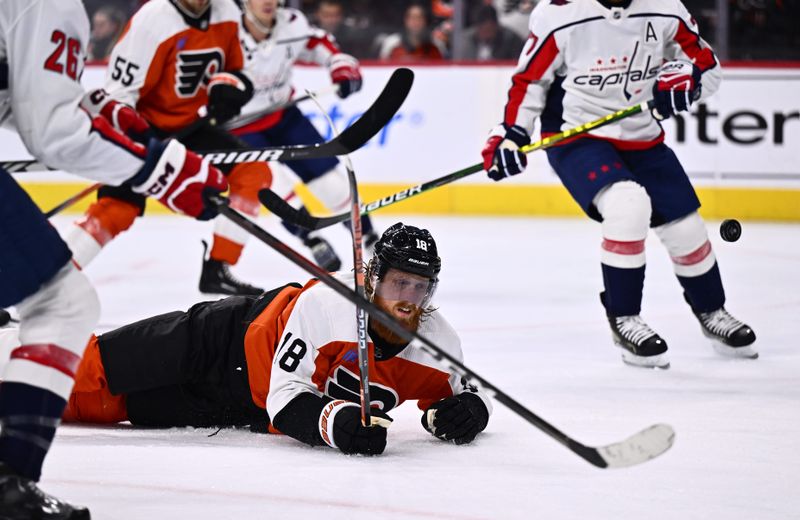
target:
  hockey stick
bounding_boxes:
[26,70,412,217]
[0,68,414,172]
[260,100,657,231]
[217,195,675,468]
[309,90,374,427]
[43,182,102,218]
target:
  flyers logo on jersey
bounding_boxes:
[175,48,224,98]
[325,366,399,412]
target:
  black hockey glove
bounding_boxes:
[318,400,393,455]
[421,392,489,445]
[206,71,254,124]
[482,123,530,181]
[651,60,702,121]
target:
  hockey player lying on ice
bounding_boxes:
[59,223,492,455]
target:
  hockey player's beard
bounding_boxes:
[370,296,423,347]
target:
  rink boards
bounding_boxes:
[5,63,800,220]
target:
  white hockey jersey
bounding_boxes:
[503,0,721,148]
[228,8,343,130]
[0,0,146,184]
[241,273,492,424]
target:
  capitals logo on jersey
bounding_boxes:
[573,42,658,99]
[175,48,224,98]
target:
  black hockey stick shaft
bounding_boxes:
[309,90,373,426]
[0,88,326,173]
[150,68,414,166]
[43,182,101,218]
[260,101,656,231]
[220,195,670,468]
[32,70,413,217]
[1,68,414,172]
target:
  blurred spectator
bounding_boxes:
[312,0,372,58]
[497,0,536,40]
[87,0,800,63]
[729,0,800,60]
[378,2,446,61]
[87,6,126,62]
[83,0,138,19]
[461,5,525,60]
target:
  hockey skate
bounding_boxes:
[608,315,670,369]
[304,235,341,272]
[199,242,264,296]
[692,306,757,359]
[0,463,89,520]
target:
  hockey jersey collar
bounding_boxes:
[168,0,212,30]
[596,0,633,8]
[594,0,633,20]
[368,320,410,361]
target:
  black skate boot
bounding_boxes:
[692,306,757,359]
[0,463,89,519]
[198,241,263,296]
[304,235,341,271]
[608,315,670,369]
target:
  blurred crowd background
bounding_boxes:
[82,0,800,63]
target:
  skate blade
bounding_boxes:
[711,341,759,359]
[620,349,670,370]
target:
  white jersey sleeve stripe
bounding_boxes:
[504,32,560,130]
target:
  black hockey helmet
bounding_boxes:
[371,223,441,280]
[367,223,441,307]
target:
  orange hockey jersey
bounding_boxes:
[244,273,492,421]
[105,0,244,132]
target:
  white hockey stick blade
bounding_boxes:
[596,423,675,468]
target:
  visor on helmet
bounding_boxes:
[372,268,437,308]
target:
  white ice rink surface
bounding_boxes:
[28,214,800,519]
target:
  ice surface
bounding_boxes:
[27,214,800,519]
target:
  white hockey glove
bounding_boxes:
[651,60,702,120]
[482,123,531,181]
[130,139,227,221]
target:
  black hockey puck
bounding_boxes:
[0,309,11,327]
[720,219,742,242]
